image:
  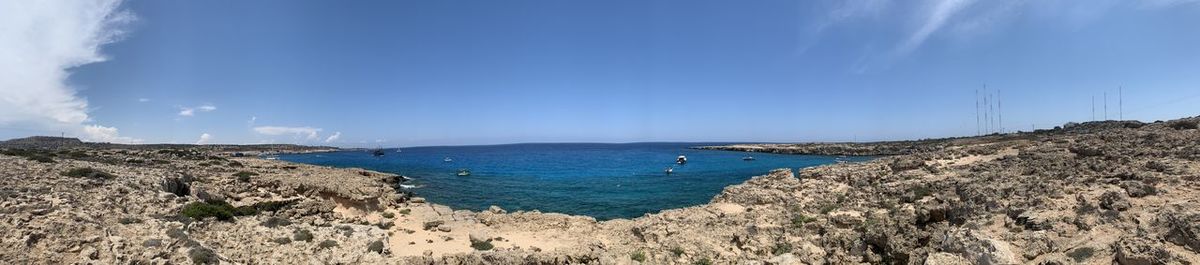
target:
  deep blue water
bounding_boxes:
[279,143,870,220]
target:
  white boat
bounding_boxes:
[742,156,755,161]
[443,157,453,162]
[457,169,471,176]
[676,155,687,164]
[665,167,674,174]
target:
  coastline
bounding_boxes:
[2,117,1199,264]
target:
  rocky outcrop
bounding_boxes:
[3,116,1200,264]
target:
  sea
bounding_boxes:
[278,143,870,220]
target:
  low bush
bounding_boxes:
[227,161,244,167]
[61,167,116,180]
[272,237,292,245]
[293,229,314,242]
[790,214,817,229]
[771,242,793,255]
[318,240,339,249]
[381,212,395,218]
[470,240,494,251]
[260,217,292,228]
[398,209,411,215]
[188,247,218,264]
[694,257,713,265]
[670,246,685,256]
[630,250,646,262]
[368,240,385,253]
[1170,121,1199,130]
[1067,247,1095,262]
[181,201,237,221]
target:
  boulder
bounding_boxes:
[924,252,970,265]
[1119,181,1156,198]
[1100,190,1131,211]
[159,173,192,197]
[1113,236,1170,265]
[468,230,491,243]
[488,205,506,214]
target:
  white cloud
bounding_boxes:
[178,104,216,116]
[895,0,974,56]
[324,132,341,143]
[83,124,141,143]
[253,126,321,140]
[138,98,150,102]
[195,133,212,144]
[0,0,139,143]
[247,116,257,126]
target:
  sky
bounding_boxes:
[2,0,1199,147]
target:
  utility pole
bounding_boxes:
[1104,91,1108,121]
[998,89,1002,133]
[1092,96,1096,121]
[1119,86,1123,120]
[976,88,980,136]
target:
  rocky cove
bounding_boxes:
[2,118,1200,264]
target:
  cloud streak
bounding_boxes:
[253,126,322,140]
[324,132,341,143]
[178,104,216,116]
[0,0,139,142]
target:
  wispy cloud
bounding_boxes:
[178,104,216,116]
[195,133,212,144]
[253,126,321,140]
[324,132,341,143]
[0,0,139,142]
[895,0,974,57]
[83,124,141,143]
[137,98,150,102]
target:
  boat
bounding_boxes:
[676,155,687,164]
[443,157,453,163]
[457,169,471,176]
[665,167,674,174]
[742,156,755,161]
[372,149,385,156]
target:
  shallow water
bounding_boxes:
[280,143,870,220]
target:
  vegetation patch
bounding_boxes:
[790,214,817,229]
[318,240,339,249]
[670,246,685,256]
[293,229,314,242]
[260,217,292,228]
[61,167,116,180]
[694,257,713,265]
[272,237,292,245]
[630,250,647,262]
[188,247,218,264]
[771,242,793,255]
[233,171,257,182]
[368,240,385,253]
[1067,247,1095,262]
[470,240,494,251]
[398,209,411,215]
[381,212,395,218]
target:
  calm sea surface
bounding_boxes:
[279,143,870,220]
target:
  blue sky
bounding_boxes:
[2,0,1200,147]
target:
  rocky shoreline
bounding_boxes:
[2,117,1200,264]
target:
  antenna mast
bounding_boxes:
[1119,86,1123,120]
[1104,91,1108,121]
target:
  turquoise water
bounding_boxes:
[279,143,869,220]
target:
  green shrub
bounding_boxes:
[694,257,712,265]
[26,155,54,163]
[790,214,817,229]
[381,212,395,218]
[1067,247,1094,262]
[368,240,385,253]
[630,250,647,262]
[376,221,394,229]
[318,240,339,249]
[61,167,115,179]
[670,246,685,256]
[228,161,244,167]
[1170,121,1199,130]
[398,209,411,215]
[293,229,314,242]
[771,242,793,255]
[272,237,292,245]
[819,204,838,214]
[188,247,218,264]
[260,217,292,228]
[181,201,236,221]
[470,240,494,251]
